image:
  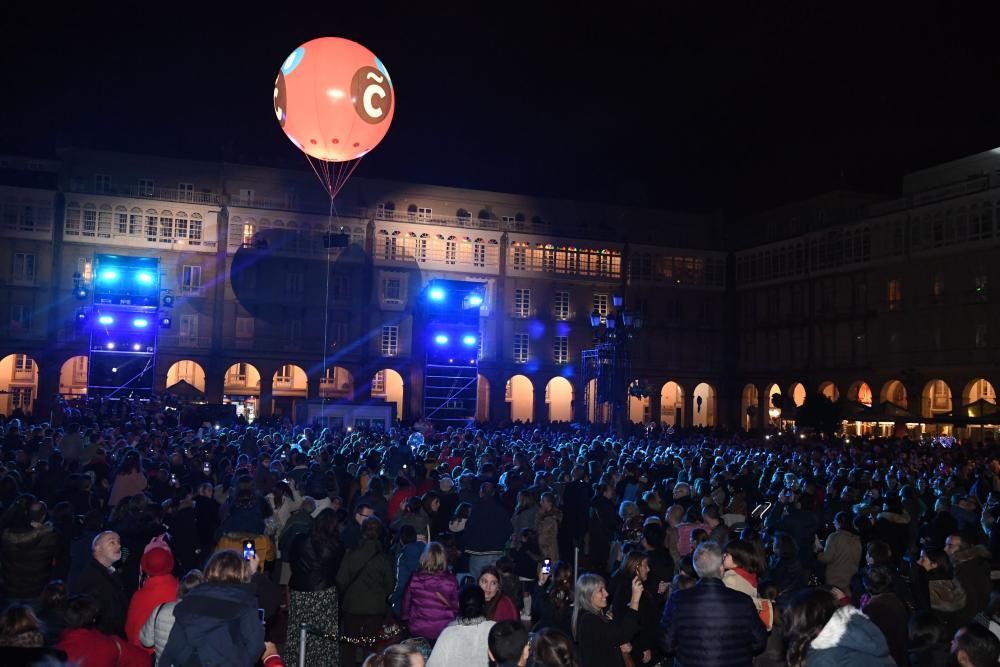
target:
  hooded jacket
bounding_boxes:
[158,581,264,667]
[806,606,895,667]
[125,572,179,649]
[0,522,58,599]
[336,538,395,616]
[402,571,460,639]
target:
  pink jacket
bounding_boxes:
[402,571,460,639]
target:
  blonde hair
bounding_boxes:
[204,549,251,584]
[418,541,448,575]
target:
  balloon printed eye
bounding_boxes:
[352,66,393,124]
[282,47,304,75]
[273,72,287,127]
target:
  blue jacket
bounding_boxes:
[390,541,424,615]
[806,606,895,667]
[463,497,511,553]
[658,577,766,667]
[159,581,264,667]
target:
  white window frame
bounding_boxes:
[12,253,35,284]
[553,336,569,364]
[382,277,402,304]
[181,265,202,293]
[554,291,570,320]
[417,207,432,221]
[381,325,399,357]
[138,178,154,197]
[445,239,457,265]
[513,333,529,363]
[473,242,487,268]
[593,293,609,322]
[514,288,531,318]
[178,182,194,202]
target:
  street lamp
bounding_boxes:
[582,294,643,433]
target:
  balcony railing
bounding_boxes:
[68,180,221,205]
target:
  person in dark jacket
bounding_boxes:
[587,482,620,577]
[0,497,58,600]
[159,549,265,667]
[907,611,949,667]
[285,508,343,667]
[336,517,395,665]
[658,541,767,667]
[464,482,512,578]
[947,534,993,629]
[873,498,911,567]
[920,498,959,549]
[574,571,641,667]
[861,565,910,667]
[610,550,661,665]
[73,530,128,637]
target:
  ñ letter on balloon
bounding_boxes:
[274,37,395,163]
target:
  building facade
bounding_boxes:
[4,147,997,431]
[0,148,730,426]
[734,150,1000,435]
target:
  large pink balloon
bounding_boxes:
[274,37,395,162]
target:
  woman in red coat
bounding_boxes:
[59,595,149,667]
[401,542,459,639]
[125,536,179,651]
[479,565,519,622]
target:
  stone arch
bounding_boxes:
[372,368,405,419]
[166,359,206,393]
[320,365,354,400]
[223,362,261,421]
[660,381,684,426]
[963,378,997,406]
[545,377,573,422]
[880,379,907,408]
[789,382,807,407]
[0,353,39,415]
[818,381,840,402]
[847,380,874,407]
[506,374,534,422]
[59,355,89,397]
[692,382,716,427]
[922,379,953,419]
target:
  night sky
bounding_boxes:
[5,3,1000,215]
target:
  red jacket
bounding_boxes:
[125,573,179,650]
[58,627,150,667]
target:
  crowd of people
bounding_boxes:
[1,394,1000,666]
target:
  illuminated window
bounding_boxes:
[512,246,526,271]
[382,326,399,357]
[513,334,529,363]
[553,336,569,364]
[554,291,570,320]
[181,265,202,293]
[514,289,531,318]
[593,293,609,320]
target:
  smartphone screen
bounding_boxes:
[243,540,256,561]
[542,559,551,574]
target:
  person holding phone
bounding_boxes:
[159,550,265,667]
[610,551,659,665]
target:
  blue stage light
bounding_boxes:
[132,343,142,351]
[429,287,446,301]
[98,315,114,326]
[434,333,449,345]
[462,334,477,346]
[132,317,149,328]
[136,271,154,285]
[468,294,483,307]
[100,269,119,282]
[106,342,116,350]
